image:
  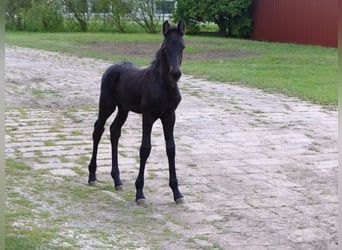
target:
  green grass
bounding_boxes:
[6,236,43,250]
[31,88,61,98]
[5,157,198,249]
[5,31,337,106]
[71,130,83,136]
[44,140,56,146]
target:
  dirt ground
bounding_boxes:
[86,41,257,61]
[5,46,338,249]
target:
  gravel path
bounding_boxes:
[5,46,338,249]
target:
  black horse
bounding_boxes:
[88,20,186,204]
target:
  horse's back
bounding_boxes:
[101,61,143,113]
[103,61,138,80]
[111,61,139,72]
[101,61,139,91]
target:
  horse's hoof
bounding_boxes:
[115,185,123,191]
[175,197,185,204]
[136,199,146,206]
[88,180,97,186]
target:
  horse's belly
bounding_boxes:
[115,93,142,114]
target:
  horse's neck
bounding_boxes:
[154,49,171,81]
[149,50,180,105]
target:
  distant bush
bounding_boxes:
[174,0,253,38]
[6,0,64,32]
[172,0,201,34]
[27,0,64,32]
[5,0,250,37]
[63,17,83,32]
[64,0,89,32]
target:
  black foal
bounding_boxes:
[88,20,186,204]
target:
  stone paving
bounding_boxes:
[5,46,338,249]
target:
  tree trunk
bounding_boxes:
[74,13,87,32]
[214,16,228,37]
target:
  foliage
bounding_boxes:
[174,0,253,38]
[63,0,89,32]
[5,0,30,30]
[5,0,253,36]
[20,1,43,32]
[5,0,64,32]
[110,0,133,32]
[203,0,230,36]
[28,0,64,32]
[88,0,132,32]
[131,0,160,33]
[226,0,254,38]
[172,0,202,34]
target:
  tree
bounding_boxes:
[64,0,89,32]
[40,0,64,32]
[89,0,132,32]
[131,0,159,33]
[174,0,253,38]
[111,0,132,32]
[155,0,176,22]
[204,0,230,36]
[5,0,32,30]
[226,0,253,38]
[173,0,202,34]
[5,0,64,31]
[89,0,110,31]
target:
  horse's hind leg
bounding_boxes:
[110,107,128,190]
[88,97,115,184]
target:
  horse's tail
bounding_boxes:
[100,65,121,97]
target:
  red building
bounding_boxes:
[252,0,338,47]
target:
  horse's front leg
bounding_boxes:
[161,112,184,204]
[135,115,156,205]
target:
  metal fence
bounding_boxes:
[252,0,337,47]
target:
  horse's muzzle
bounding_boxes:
[170,69,182,81]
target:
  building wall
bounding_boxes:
[252,0,337,47]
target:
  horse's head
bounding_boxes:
[161,20,186,83]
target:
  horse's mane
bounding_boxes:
[150,49,162,69]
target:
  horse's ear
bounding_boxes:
[177,20,186,36]
[163,20,171,36]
